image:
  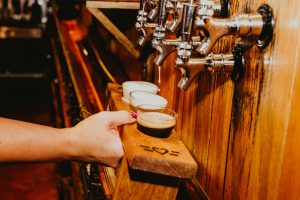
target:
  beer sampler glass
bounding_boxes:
[136,105,178,138]
[129,90,167,112]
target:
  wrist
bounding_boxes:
[58,127,80,160]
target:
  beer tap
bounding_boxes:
[152,3,199,66]
[176,44,244,90]
[152,0,230,66]
[147,0,160,21]
[175,3,197,63]
[136,0,159,46]
[165,0,229,33]
[165,0,187,33]
[151,0,168,54]
[195,4,274,56]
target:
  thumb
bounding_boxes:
[107,110,136,127]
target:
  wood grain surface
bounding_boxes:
[113,157,179,200]
[154,0,300,199]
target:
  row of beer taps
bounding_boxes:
[0,0,48,24]
[136,0,274,90]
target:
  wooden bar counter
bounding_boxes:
[105,83,197,199]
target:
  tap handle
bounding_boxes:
[256,4,274,49]
[181,3,197,42]
[231,44,245,81]
[158,0,167,26]
[148,0,159,21]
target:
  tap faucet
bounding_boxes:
[176,3,197,62]
[137,22,158,47]
[176,44,244,90]
[165,0,187,33]
[153,36,202,66]
[152,3,199,66]
[165,0,229,33]
[147,0,160,21]
[195,4,274,56]
[136,0,158,47]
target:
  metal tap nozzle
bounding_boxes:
[137,22,158,47]
[165,0,186,33]
[152,3,199,66]
[148,0,160,21]
[165,0,229,33]
[176,44,244,90]
[195,4,274,56]
[152,36,201,66]
[136,0,168,47]
[174,3,197,63]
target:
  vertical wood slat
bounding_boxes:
[155,0,300,199]
[113,158,179,200]
[224,0,300,199]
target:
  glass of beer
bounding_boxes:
[129,90,167,112]
[136,105,178,138]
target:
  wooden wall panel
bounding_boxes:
[154,0,300,199]
[278,53,300,199]
[224,0,300,199]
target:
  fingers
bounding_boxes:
[105,110,136,127]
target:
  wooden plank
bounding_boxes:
[278,47,300,199]
[106,83,198,179]
[86,1,140,9]
[223,1,300,200]
[113,157,179,200]
[87,8,140,59]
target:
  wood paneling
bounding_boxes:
[155,0,300,199]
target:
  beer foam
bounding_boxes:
[137,112,176,129]
[130,91,167,108]
[122,81,158,102]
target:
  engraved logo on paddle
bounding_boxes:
[152,147,168,155]
[140,145,180,156]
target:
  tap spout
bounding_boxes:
[165,0,187,33]
[157,0,168,26]
[152,36,202,66]
[196,4,274,56]
[176,44,245,90]
[148,0,160,21]
[137,22,158,47]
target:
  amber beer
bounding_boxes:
[137,112,176,138]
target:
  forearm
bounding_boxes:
[0,111,133,166]
[0,117,73,162]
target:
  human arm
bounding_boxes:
[0,110,135,167]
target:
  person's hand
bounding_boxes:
[66,110,135,167]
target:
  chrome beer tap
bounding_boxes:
[165,0,188,33]
[152,0,229,66]
[195,4,274,56]
[176,44,244,90]
[136,0,159,46]
[147,0,160,21]
[175,3,197,63]
[151,0,168,61]
[152,3,200,66]
[165,0,228,33]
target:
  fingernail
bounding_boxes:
[131,113,137,119]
